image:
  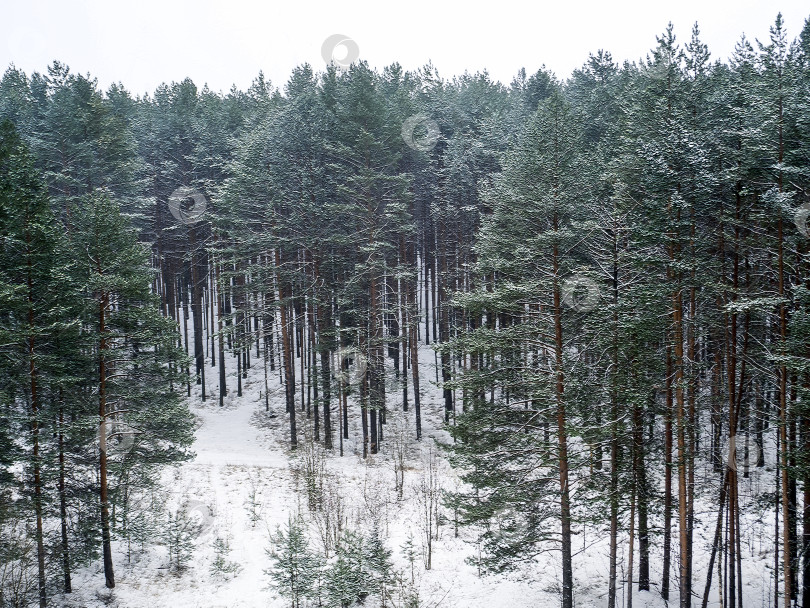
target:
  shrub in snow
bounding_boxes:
[245,473,263,527]
[364,524,394,607]
[0,520,39,608]
[210,533,241,578]
[324,529,367,608]
[400,532,418,585]
[163,502,201,572]
[265,515,321,608]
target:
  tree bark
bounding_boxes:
[275,248,297,447]
[99,291,115,588]
[26,239,47,606]
[58,392,72,593]
[663,346,673,601]
[552,215,574,608]
[189,226,206,400]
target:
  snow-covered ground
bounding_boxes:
[54,334,781,608]
[53,336,550,608]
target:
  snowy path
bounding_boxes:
[191,396,287,468]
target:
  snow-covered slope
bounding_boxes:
[55,340,777,608]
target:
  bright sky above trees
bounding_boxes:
[2,0,808,95]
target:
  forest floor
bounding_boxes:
[54,341,779,608]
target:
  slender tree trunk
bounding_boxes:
[410,240,422,439]
[189,227,206,401]
[399,235,409,413]
[210,264,216,367]
[608,410,619,608]
[552,217,573,608]
[216,257,226,407]
[361,338,369,459]
[58,391,72,593]
[307,287,320,440]
[702,470,729,608]
[315,260,333,449]
[663,346,674,601]
[686,285,697,606]
[776,69,791,608]
[181,278,191,396]
[430,238,437,345]
[778,215,792,608]
[98,292,115,588]
[637,396,650,591]
[777,433,782,608]
[275,248,297,447]
[674,287,690,608]
[608,230,620,608]
[726,221,740,608]
[369,261,381,455]
[800,252,810,608]
[26,248,47,606]
[438,220,453,423]
[341,324,350,442]
[628,473,637,608]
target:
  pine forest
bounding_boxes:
[1,12,810,608]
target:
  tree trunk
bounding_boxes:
[663,346,674,601]
[216,257,226,407]
[275,248,297,447]
[189,227,206,401]
[674,287,690,608]
[438,221,453,424]
[778,216,792,608]
[58,391,72,593]
[369,260,382,455]
[803,400,810,608]
[410,239,422,439]
[315,260,333,449]
[637,396,650,591]
[552,218,574,608]
[608,230,620,608]
[27,252,47,606]
[99,292,115,588]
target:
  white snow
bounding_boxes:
[53,329,780,608]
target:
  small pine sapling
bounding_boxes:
[365,524,394,607]
[265,515,321,608]
[164,502,201,572]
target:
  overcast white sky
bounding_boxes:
[1,0,808,96]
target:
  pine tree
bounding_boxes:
[448,87,584,608]
[210,533,240,578]
[400,532,418,585]
[164,502,200,572]
[327,62,412,456]
[0,119,64,607]
[325,529,368,608]
[266,515,321,608]
[67,190,194,588]
[365,524,394,606]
